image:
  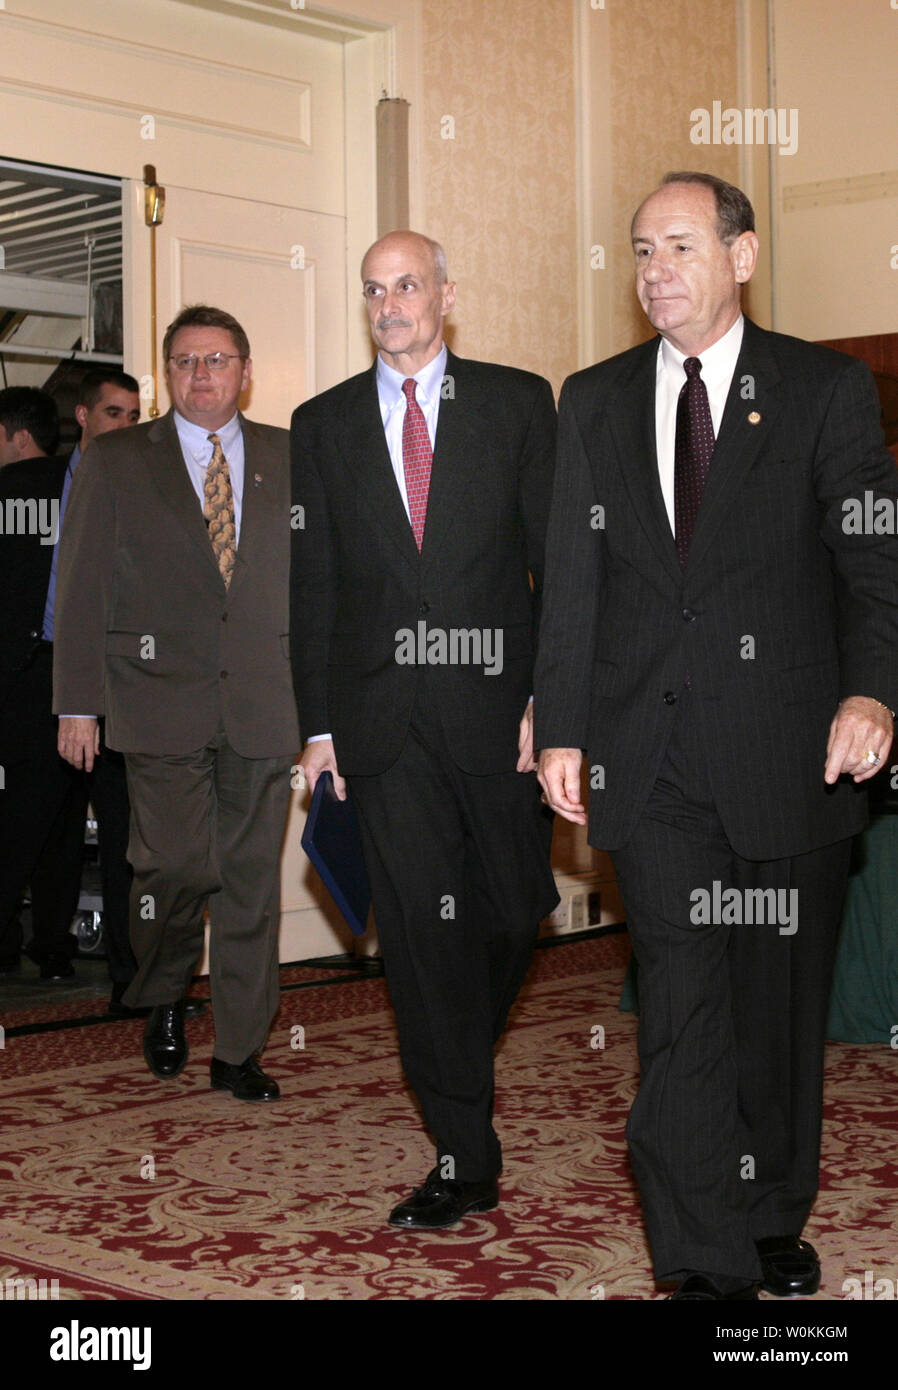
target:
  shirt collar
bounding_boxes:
[658,314,744,392]
[174,409,241,461]
[376,344,448,411]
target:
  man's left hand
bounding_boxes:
[516,700,536,772]
[824,696,894,784]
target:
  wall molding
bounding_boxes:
[0,78,311,154]
[783,170,898,212]
[0,11,312,150]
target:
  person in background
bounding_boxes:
[0,386,59,468]
[0,385,75,979]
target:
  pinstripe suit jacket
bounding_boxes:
[533,319,898,859]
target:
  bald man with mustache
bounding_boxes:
[290,231,558,1228]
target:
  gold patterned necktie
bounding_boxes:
[204,432,236,588]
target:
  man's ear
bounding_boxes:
[75,403,89,432]
[733,232,759,285]
[441,280,457,317]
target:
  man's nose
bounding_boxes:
[641,251,669,283]
[192,357,212,379]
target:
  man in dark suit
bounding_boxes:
[291,231,558,1228]
[0,387,70,978]
[536,173,898,1299]
[47,371,141,1008]
[54,306,299,1100]
[1,372,141,988]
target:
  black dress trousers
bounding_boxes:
[349,674,558,1184]
[612,688,852,1283]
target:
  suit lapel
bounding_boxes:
[604,338,682,586]
[420,351,489,576]
[340,365,420,570]
[686,319,784,573]
[226,415,271,602]
[146,410,221,582]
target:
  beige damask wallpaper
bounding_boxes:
[416,0,742,387]
[419,0,578,393]
[607,0,742,354]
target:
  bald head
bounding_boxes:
[362,231,448,286]
[362,230,456,376]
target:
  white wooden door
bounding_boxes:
[124,181,346,427]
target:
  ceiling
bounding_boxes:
[0,160,123,385]
[0,159,122,295]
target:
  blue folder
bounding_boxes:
[301,771,371,937]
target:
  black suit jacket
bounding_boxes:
[289,349,557,775]
[0,454,67,682]
[534,319,898,860]
[0,455,70,761]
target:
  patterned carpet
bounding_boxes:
[0,933,895,1301]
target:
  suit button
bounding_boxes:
[221,612,228,622]
[28,629,39,639]
[220,670,228,680]
[682,608,696,622]
[418,602,430,616]
[663,691,677,705]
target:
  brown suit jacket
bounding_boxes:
[53,409,299,759]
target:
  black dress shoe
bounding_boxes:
[183,998,207,1020]
[143,1002,188,1078]
[669,1274,759,1300]
[756,1235,820,1296]
[388,1168,499,1229]
[108,981,151,1019]
[210,1055,279,1101]
[39,954,75,982]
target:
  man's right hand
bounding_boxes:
[300,738,347,801]
[537,747,587,825]
[58,716,100,772]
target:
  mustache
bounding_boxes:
[377,317,413,330]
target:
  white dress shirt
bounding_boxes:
[376,344,447,522]
[655,315,744,533]
[174,409,245,545]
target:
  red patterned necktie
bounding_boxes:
[674,356,715,567]
[402,377,432,551]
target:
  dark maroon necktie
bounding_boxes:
[674,356,715,567]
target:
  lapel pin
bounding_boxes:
[747,411,761,425]
[253,473,263,486]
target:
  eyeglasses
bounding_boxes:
[168,353,244,373]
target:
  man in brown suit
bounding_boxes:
[53,305,299,1099]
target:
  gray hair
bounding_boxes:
[658,171,755,243]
